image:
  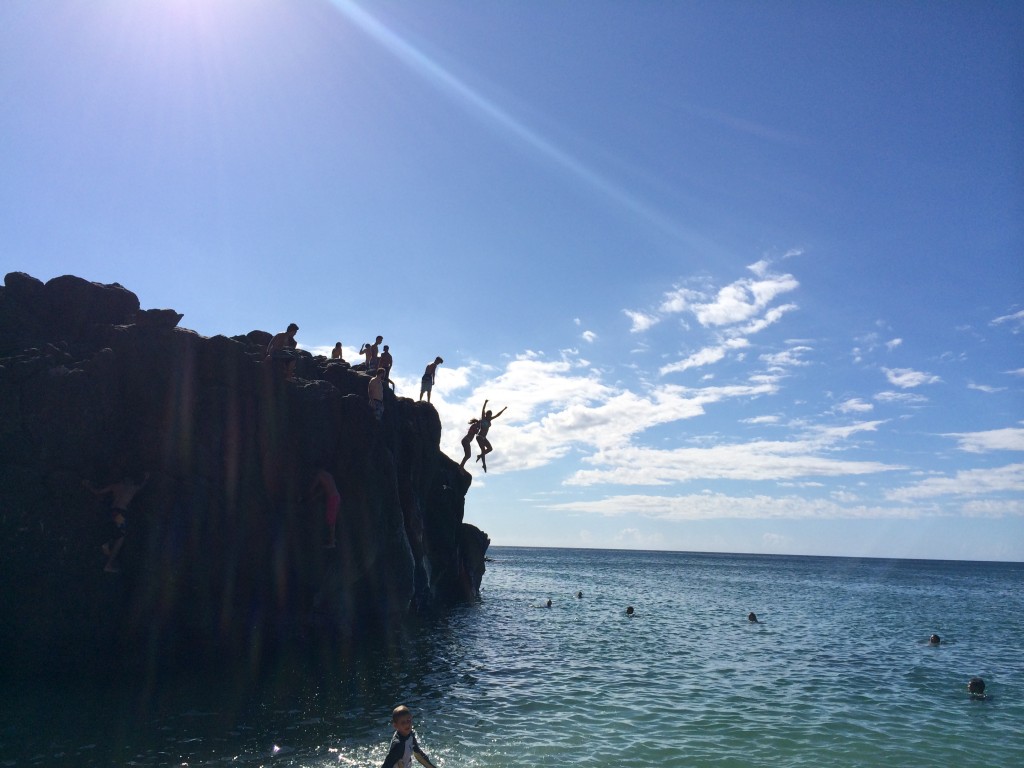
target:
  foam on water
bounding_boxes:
[1,548,1021,766]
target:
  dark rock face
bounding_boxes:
[0,273,489,674]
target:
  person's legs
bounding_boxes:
[104,534,124,572]
[460,438,472,467]
[325,495,339,548]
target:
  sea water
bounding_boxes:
[1,548,1022,766]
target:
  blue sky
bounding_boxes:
[2,0,1022,560]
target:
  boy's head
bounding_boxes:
[391,705,413,736]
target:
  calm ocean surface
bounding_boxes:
[2,547,1022,766]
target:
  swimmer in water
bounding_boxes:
[929,634,941,645]
[626,606,634,617]
[576,591,583,599]
[546,598,552,608]
[968,677,987,700]
[748,612,759,623]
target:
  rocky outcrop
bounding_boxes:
[0,273,489,674]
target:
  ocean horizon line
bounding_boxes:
[488,543,1024,566]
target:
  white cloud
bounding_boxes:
[624,309,659,333]
[742,415,780,425]
[885,338,903,351]
[547,492,931,521]
[837,398,873,413]
[885,463,1024,502]
[946,426,1024,453]
[581,330,597,343]
[967,382,1005,394]
[874,391,929,405]
[760,345,812,370]
[692,272,799,328]
[883,367,941,388]
[991,308,1024,333]
[660,338,749,375]
[564,420,896,486]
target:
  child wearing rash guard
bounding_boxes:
[381,705,437,768]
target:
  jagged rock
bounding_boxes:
[0,272,488,676]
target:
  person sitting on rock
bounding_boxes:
[266,323,298,359]
[83,472,150,573]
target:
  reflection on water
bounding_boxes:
[2,548,1023,766]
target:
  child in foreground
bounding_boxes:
[381,705,437,768]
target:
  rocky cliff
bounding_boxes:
[0,272,489,674]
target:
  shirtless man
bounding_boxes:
[419,357,444,403]
[266,323,299,358]
[368,368,386,420]
[83,472,150,573]
[379,345,395,390]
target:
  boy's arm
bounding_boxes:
[380,740,403,768]
[493,406,508,420]
[411,736,437,768]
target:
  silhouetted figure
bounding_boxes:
[626,606,634,617]
[577,591,583,599]
[265,323,299,379]
[546,598,552,608]
[266,323,298,358]
[459,419,480,469]
[309,469,340,549]
[419,356,444,403]
[331,342,344,360]
[474,399,507,473]
[380,344,395,390]
[366,335,383,373]
[929,634,941,645]
[968,677,987,700]
[748,612,759,623]
[368,368,386,421]
[83,472,150,573]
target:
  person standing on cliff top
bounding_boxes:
[83,472,150,573]
[475,399,507,473]
[380,344,395,390]
[419,357,444,403]
[368,367,386,421]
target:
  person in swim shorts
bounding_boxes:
[83,472,150,573]
[419,357,444,403]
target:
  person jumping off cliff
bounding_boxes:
[474,399,507,473]
[83,472,150,573]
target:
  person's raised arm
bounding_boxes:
[480,399,489,419]
[492,406,508,420]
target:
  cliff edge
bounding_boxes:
[0,272,489,674]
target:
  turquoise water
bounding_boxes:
[2,547,1022,766]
